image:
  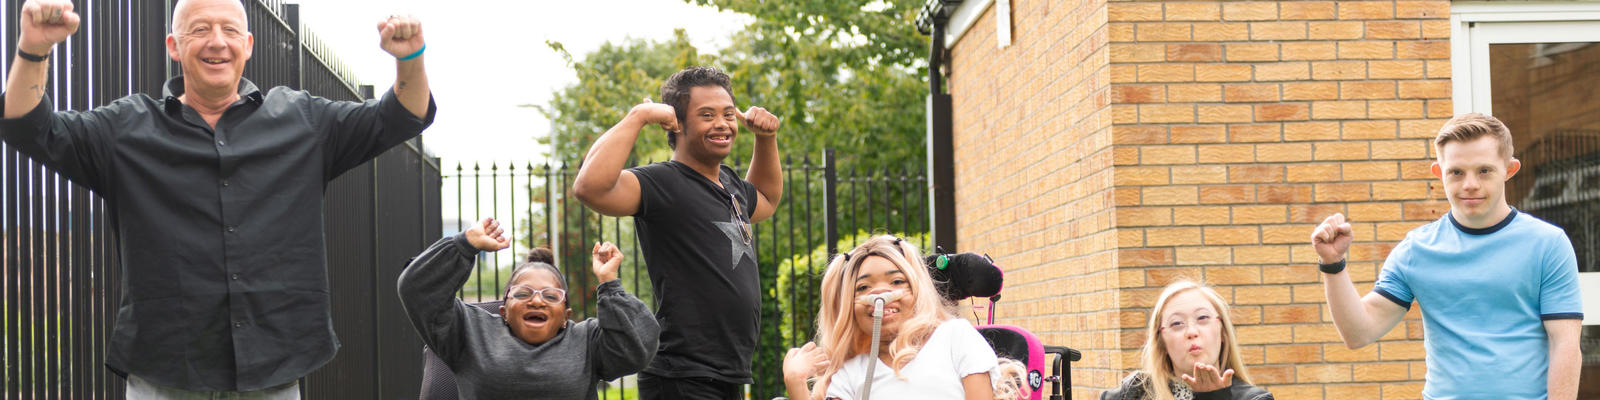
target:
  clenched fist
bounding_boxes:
[591,241,623,283]
[738,106,780,137]
[632,97,680,134]
[1310,213,1354,265]
[376,14,424,59]
[18,0,80,55]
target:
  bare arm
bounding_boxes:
[961,372,994,400]
[1313,213,1409,348]
[376,15,429,118]
[739,107,782,223]
[4,0,78,118]
[1321,269,1409,348]
[573,102,677,216]
[1546,318,1581,400]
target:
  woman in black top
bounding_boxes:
[1101,280,1272,400]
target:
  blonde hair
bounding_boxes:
[1435,113,1514,160]
[812,235,950,397]
[1137,280,1251,400]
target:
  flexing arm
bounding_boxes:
[396,218,509,361]
[739,107,782,222]
[1546,318,1580,400]
[4,0,78,118]
[1313,213,1409,348]
[376,15,429,118]
[572,100,678,216]
[589,242,662,379]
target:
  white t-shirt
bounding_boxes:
[823,318,998,400]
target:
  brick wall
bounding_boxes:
[949,0,1116,398]
[949,1,1454,399]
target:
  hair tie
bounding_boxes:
[841,252,852,262]
[892,237,903,246]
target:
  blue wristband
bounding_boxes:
[398,44,425,61]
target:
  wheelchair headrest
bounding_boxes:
[925,251,1004,302]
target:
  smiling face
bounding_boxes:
[166,0,252,99]
[1160,289,1225,376]
[674,85,739,164]
[499,268,570,345]
[850,255,913,344]
[1432,135,1520,229]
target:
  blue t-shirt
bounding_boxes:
[1372,209,1583,400]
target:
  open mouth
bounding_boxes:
[706,132,734,146]
[522,310,550,326]
[201,57,231,65]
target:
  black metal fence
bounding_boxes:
[441,149,930,399]
[1,0,440,398]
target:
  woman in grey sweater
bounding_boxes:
[399,218,659,399]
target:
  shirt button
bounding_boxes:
[227,226,236,233]
[231,273,239,280]
[233,321,243,328]
[221,179,230,187]
[217,140,226,146]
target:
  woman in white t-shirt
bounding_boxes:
[780,235,1024,400]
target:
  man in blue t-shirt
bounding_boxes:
[1311,113,1583,400]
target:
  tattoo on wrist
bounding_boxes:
[397,80,408,94]
[30,84,43,99]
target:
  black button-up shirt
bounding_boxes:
[0,78,436,391]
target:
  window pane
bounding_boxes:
[1489,42,1600,398]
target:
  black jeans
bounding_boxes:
[637,372,742,400]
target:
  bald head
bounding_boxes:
[171,0,248,35]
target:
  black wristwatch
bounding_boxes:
[17,48,49,62]
[1318,258,1347,274]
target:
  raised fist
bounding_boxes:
[376,14,424,59]
[19,0,80,54]
[591,241,623,283]
[1310,213,1354,265]
[738,106,780,137]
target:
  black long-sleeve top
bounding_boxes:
[0,77,435,391]
[398,235,659,400]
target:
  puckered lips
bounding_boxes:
[1187,343,1204,356]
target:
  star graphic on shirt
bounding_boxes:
[713,220,755,270]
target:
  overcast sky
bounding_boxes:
[292,0,751,167]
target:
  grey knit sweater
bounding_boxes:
[398,235,659,399]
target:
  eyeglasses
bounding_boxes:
[1159,313,1216,335]
[729,193,752,245]
[506,285,566,304]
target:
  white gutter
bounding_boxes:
[944,0,994,49]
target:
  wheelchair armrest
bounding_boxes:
[1043,345,1081,362]
[1041,345,1082,400]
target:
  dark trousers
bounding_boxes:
[637,372,742,400]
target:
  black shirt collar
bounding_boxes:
[1447,208,1518,235]
[161,77,263,114]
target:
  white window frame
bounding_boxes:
[1452,2,1600,326]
